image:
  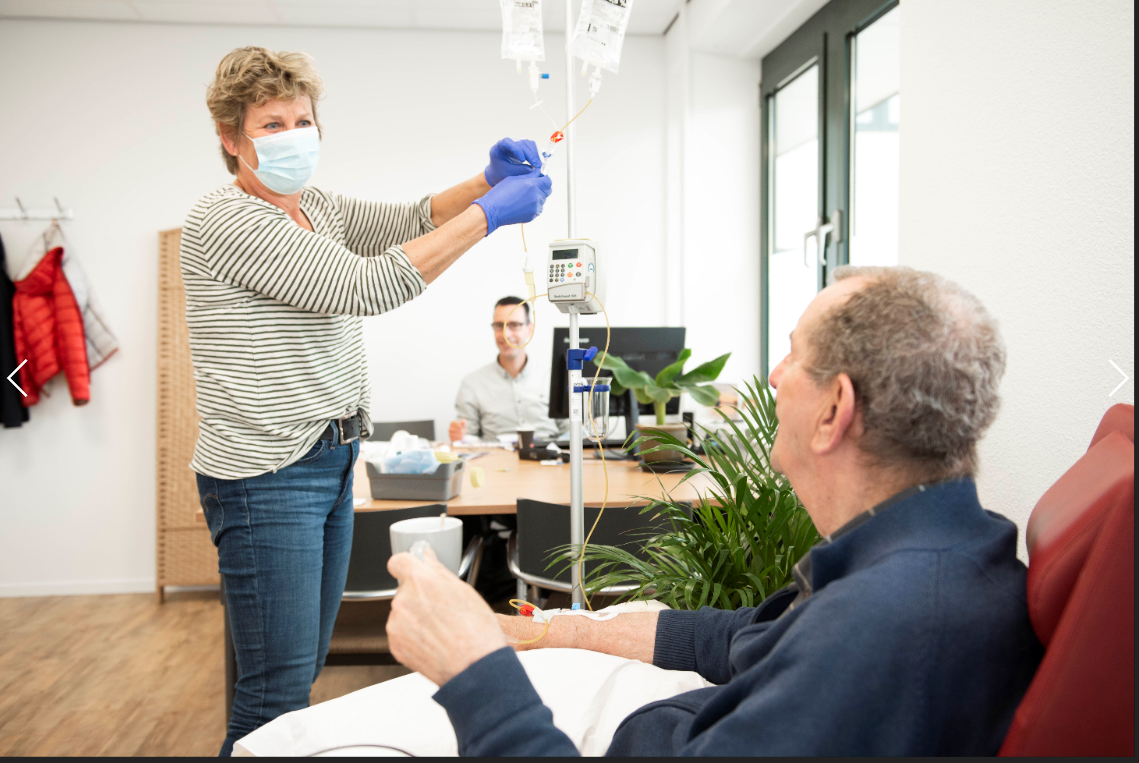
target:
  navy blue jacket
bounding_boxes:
[434,479,1042,755]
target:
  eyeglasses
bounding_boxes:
[491,322,530,332]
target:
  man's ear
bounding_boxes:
[811,373,857,455]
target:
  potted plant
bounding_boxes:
[560,376,821,609]
[593,348,730,465]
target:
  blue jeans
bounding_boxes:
[197,430,359,757]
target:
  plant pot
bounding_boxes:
[635,422,690,463]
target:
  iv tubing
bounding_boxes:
[559,98,593,135]
[507,598,552,645]
[502,293,547,350]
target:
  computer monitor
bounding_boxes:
[548,327,686,430]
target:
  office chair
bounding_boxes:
[342,503,483,599]
[508,498,681,605]
[369,420,436,442]
[1088,401,1134,448]
[999,404,1134,756]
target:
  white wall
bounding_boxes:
[0,18,666,595]
[664,7,763,390]
[684,50,761,383]
[898,0,1135,552]
[8,0,1127,595]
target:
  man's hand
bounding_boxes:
[387,546,506,687]
[448,419,467,443]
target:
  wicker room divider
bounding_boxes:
[155,227,219,602]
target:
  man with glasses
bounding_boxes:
[448,296,563,444]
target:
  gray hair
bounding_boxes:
[807,266,1005,480]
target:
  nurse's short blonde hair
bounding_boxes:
[206,46,325,175]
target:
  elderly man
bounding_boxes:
[386,266,1043,756]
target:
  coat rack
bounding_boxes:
[0,197,74,221]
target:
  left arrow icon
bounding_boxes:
[7,359,27,397]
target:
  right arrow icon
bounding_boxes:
[1109,359,1130,398]
[6,359,27,400]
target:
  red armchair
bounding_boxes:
[1000,404,1134,756]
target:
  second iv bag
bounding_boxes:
[571,0,635,74]
[501,0,545,62]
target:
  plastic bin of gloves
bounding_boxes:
[364,459,466,501]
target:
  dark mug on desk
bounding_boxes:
[517,427,535,453]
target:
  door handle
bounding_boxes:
[803,210,843,267]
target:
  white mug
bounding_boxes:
[389,516,463,575]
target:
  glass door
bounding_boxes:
[760,0,899,375]
[849,5,901,266]
[766,64,822,369]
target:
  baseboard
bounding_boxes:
[163,584,221,594]
[0,577,156,598]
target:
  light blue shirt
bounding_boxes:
[454,357,563,440]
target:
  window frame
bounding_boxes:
[759,0,900,378]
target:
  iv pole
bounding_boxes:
[565,0,585,608]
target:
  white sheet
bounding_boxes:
[234,648,712,757]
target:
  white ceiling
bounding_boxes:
[0,0,684,35]
[686,0,830,60]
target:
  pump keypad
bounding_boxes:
[550,261,576,284]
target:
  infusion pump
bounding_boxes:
[547,239,606,315]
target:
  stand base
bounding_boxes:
[639,461,697,474]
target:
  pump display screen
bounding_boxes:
[552,248,579,260]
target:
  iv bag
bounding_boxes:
[571,0,635,74]
[501,0,545,62]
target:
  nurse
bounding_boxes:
[184,46,552,756]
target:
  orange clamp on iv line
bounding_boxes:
[538,98,591,176]
[507,598,551,645]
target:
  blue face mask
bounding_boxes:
[240,126,320,195]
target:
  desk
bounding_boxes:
[353,449,710,514]
[196,449,709,524]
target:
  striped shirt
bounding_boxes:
[180,184,434,479]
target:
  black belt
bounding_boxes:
[319,410,365,444]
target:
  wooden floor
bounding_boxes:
[0,590,409,757]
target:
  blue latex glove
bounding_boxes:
[484,138,542,186]
[473,170,553,236]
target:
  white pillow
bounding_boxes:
[234,647,711,757]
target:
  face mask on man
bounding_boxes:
[239,126,320,195]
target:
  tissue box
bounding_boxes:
[364,459,466,501]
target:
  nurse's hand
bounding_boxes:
[473,171,553,236]
[387,546,507,687]
[485,138,542,186]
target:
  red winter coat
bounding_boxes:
[12,247,90,406]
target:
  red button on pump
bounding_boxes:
[576,262,582,267]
